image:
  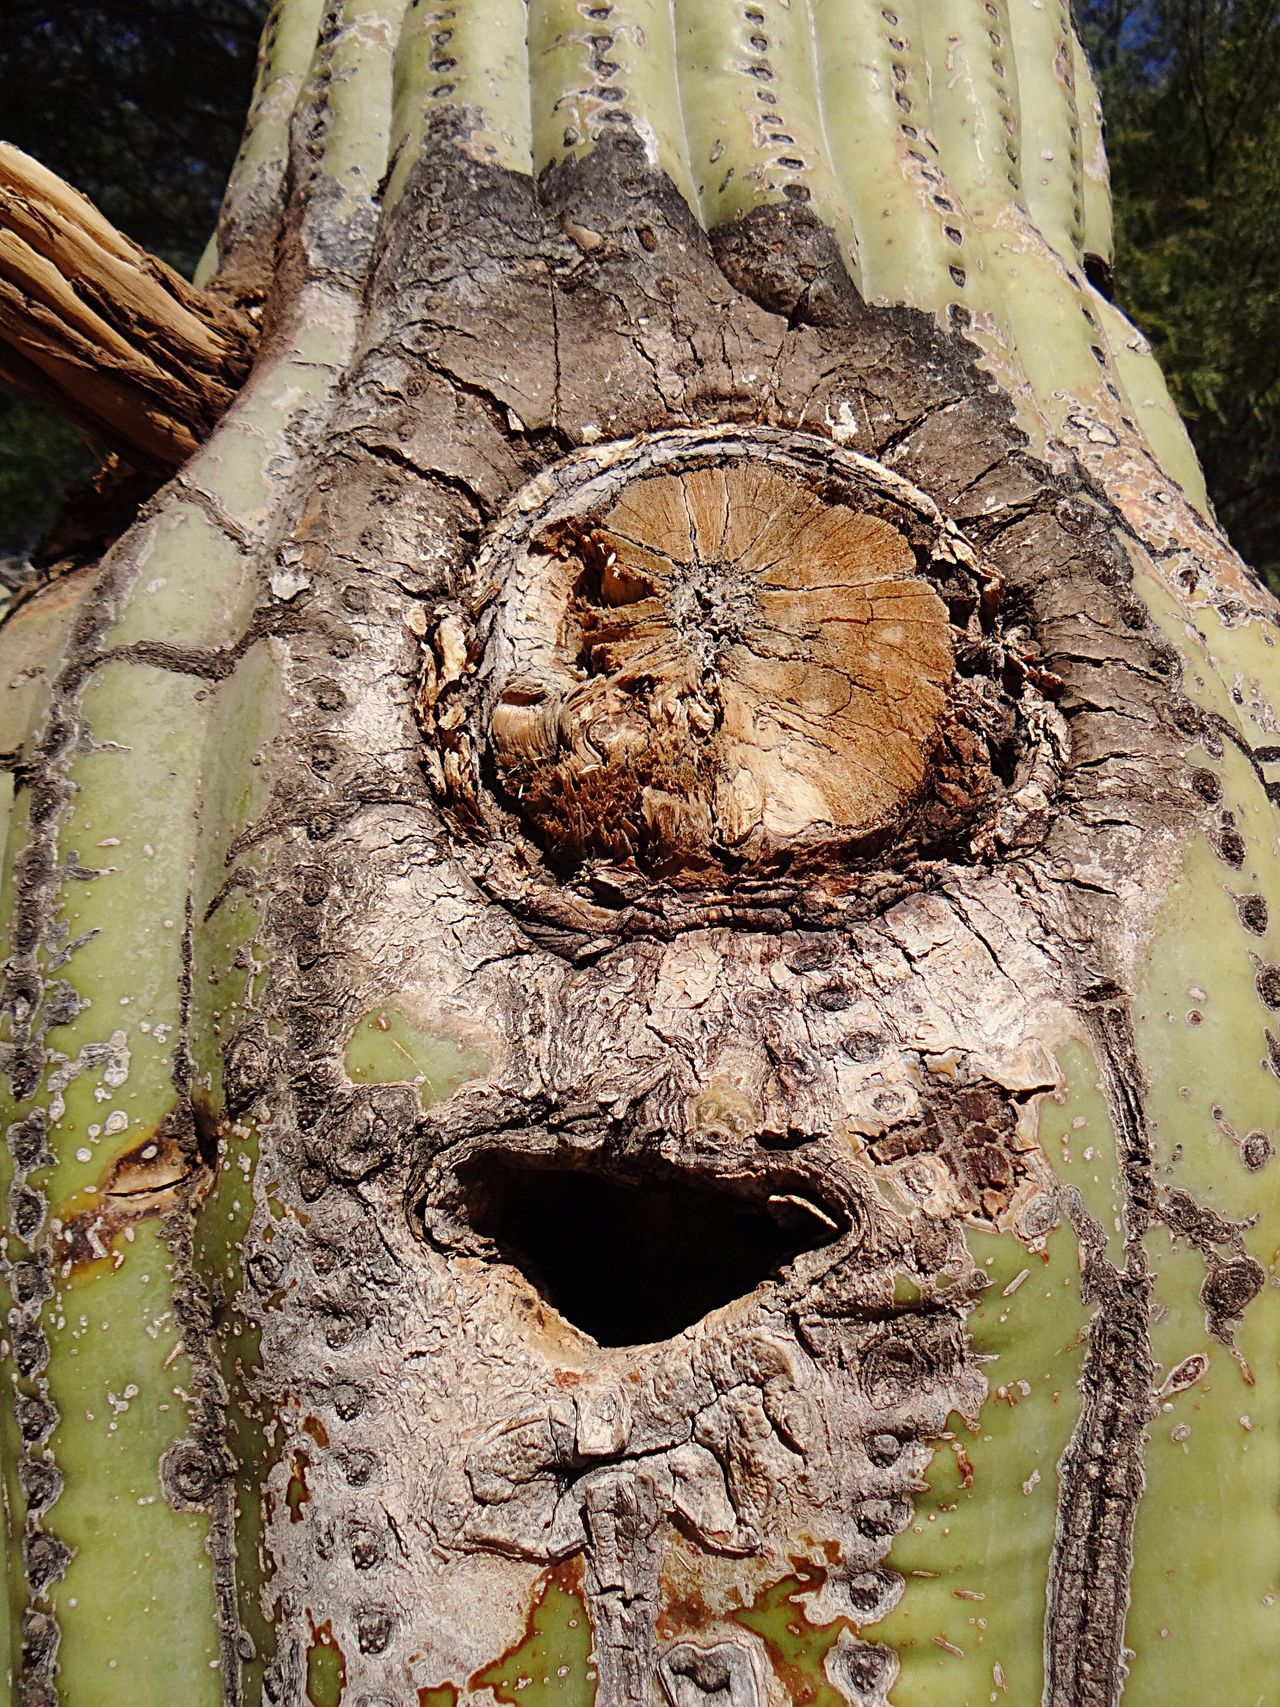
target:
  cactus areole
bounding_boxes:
[1,4,1277,1707]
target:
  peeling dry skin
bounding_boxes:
[2,5,1279,1707]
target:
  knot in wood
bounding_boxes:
[424,429,1016,896]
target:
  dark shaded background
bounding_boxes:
[2,0,1278,593]
[1080,0,1280,593]
[0,0,264,560]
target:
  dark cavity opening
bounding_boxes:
[458,1156,840,1347]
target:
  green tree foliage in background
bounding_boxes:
[1079,0,1280,590]
[1,0,1278,592]
[0,0,264,561]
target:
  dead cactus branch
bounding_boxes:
[0,144,254,468]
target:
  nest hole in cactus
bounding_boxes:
[460,1154,843,1347]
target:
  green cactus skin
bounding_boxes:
[3,3,1277,1706]
[387,0,1206,505]
[861,1219,1093,1701]
[342,1010,490,1108]
[470,1563,596,1706]
[195,0,331,293]
[1,4,399,1690]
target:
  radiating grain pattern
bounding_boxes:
[490,463,952,879]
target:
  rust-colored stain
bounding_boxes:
[731,1559,854,1707]
[305,1617,347,1707]
[54,1127,208,1276]
[659,1541,860,1705]
[655,1567,716,1643]
[286,1449,311,1522]
[468,1557,594,1706]
[552,1368,582,1390]
[302,1414,330,1448]
[942,1433,976,1489]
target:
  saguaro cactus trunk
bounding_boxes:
[2,4,1277,1706]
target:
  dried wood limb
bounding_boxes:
[0,144,254,468]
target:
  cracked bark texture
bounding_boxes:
[2,5,1278,1707]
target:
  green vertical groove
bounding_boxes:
[909,0,1019,332]
[1071,31,1112,268]
[1083,552,1278,1707]
[187,644,281,1704]
[686,0,856,247]
[0,582,92,896]
[1122,763,1280,1706]
[870,1040,1130,1704]
[15,662,223,1707]
[375,0,1226,497]
[1,1310,23,1698]
[307,0,409,194]
[812,0,957,311]
[527,0,622,173]
[1006,0,1083,266]
[2,0,406,1692]
[202,0,329,288]
[43,1226,221,1704]
[37,667,202,1201]
[619,0,702,214]
[528,0,700,216]
[915,0,1023,217]
[914,0,1119,430]
[872,1218,1092,1702]
[664,0,852,249]
[0,878,20,1705]
[389,0,533,191]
